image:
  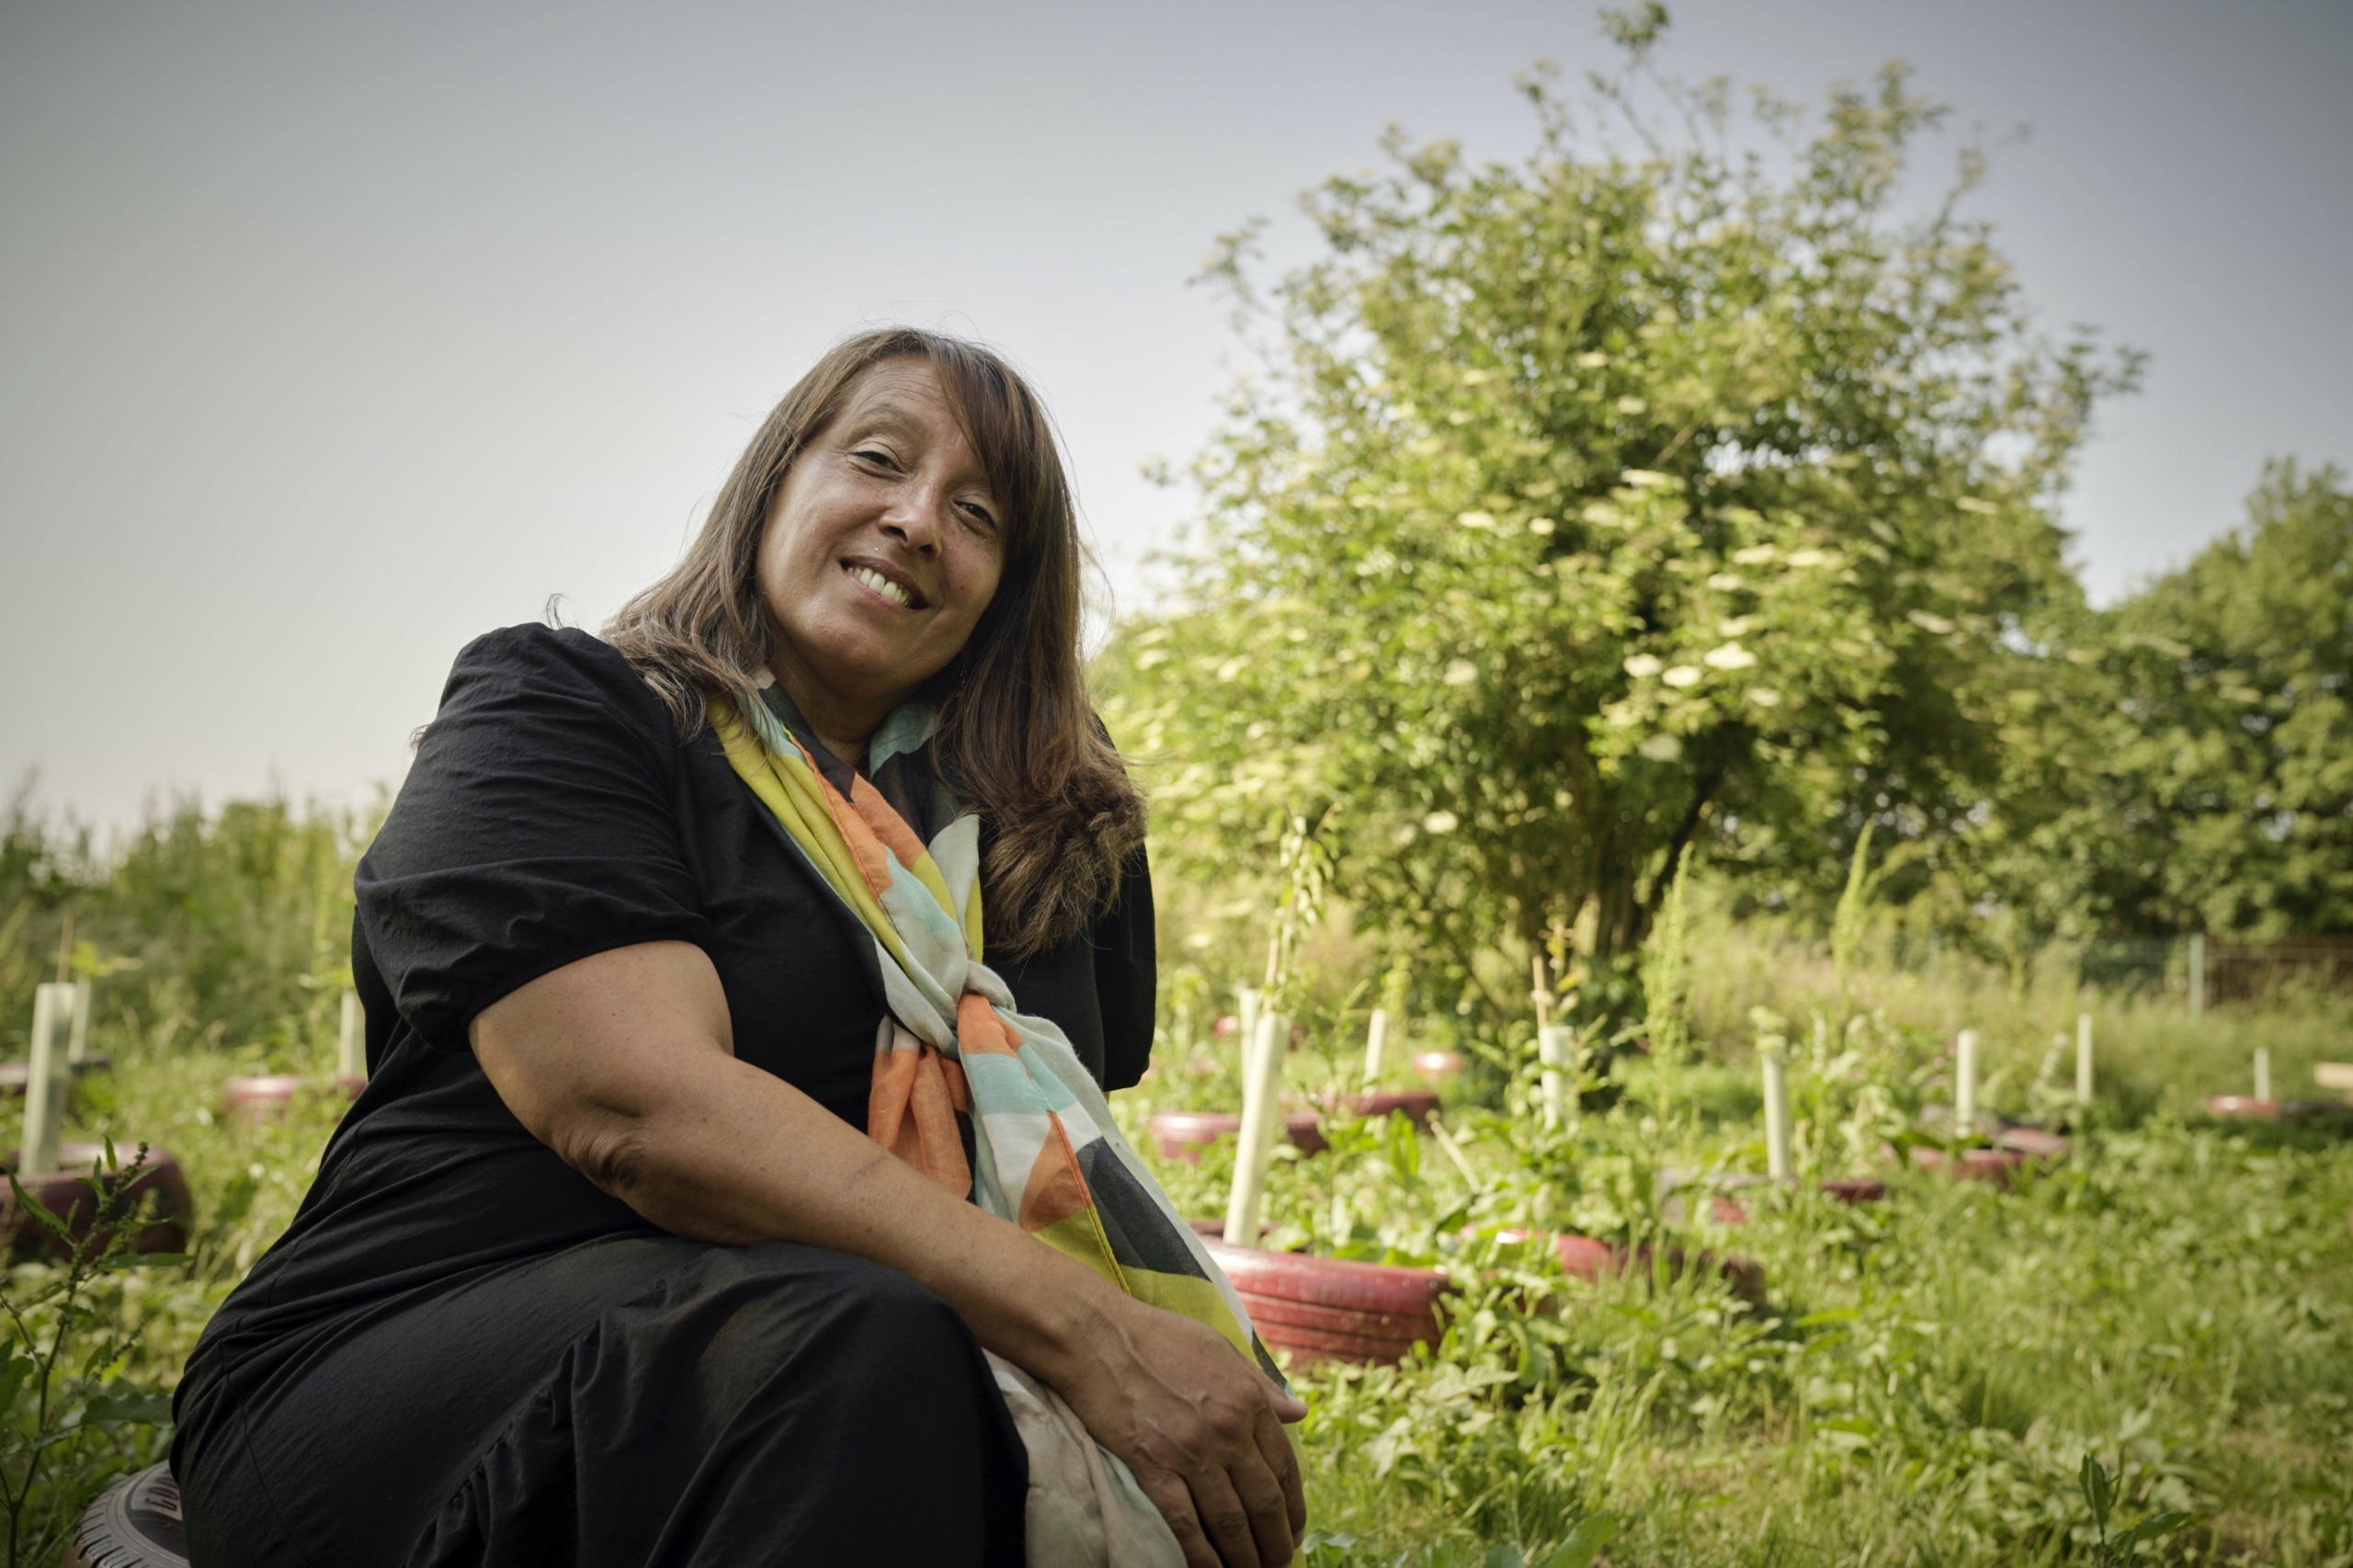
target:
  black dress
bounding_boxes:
[171,625,1158,1568]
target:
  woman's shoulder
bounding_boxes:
[442,623,672,723]
[412,622,695,778]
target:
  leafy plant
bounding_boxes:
[0,1142,189,1568]
[2077,1451,2196,1565]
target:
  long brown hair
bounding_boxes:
[605,328,1144,958]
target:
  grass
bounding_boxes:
[1120,915,2353,1567]
[5,861,2350,1565]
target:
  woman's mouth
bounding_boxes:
[843,562,919,609]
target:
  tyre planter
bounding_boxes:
[1664,1176,1887,1225]
[65,1461,186,1568]
[2206,1095,2281,1120]
[1346,1089,1440,1127]
[1409,1051,1466,1084]
[1489,1230,1768,1306]
[1147,1109,1328,1164]
[1661,1191,1756,1225]
[222,1074,360,1125]
[1908,1144,2030,1184]
[1203,1237,1449,1364]
[1992,1126,2071,1159]
[2,1142,193,1257]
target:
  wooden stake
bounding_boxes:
[2075,1013,2094,1105]
[1362,1008,1389,1085]
[337,989,365,1080]
[66,979,92,1067]
[1954,1028,1980,1134]
[1540,1024,1576,1129]
[1224,1010,1288,1246]
[23,984,68,1176]
[2253,1047,2270,1104]
[1235,987,1262,1078]
[1761,1041,1791,1180]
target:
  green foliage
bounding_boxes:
[0,788,371,1064]
[1118,983,2353,1566]
[0,1144,190,1568]
[2084,461,2353,939]
[2080,1451,2198,1567]
[1106,32,2137,1022]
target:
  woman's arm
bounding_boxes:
[472,939,1307,1568]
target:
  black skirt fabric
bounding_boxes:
[175,1236,1029,1567]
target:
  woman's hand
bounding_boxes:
[1046,1291,1308,1568]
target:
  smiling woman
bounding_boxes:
[167,330,1306,1568]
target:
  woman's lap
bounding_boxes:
[176,1236,1027,1568]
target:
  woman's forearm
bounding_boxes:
[471,939,1126,1389]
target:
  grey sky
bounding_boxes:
[4,0,2348,832]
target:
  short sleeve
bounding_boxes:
[1095,845,1157,1092]
[356,625,710,1051]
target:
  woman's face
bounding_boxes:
[756,360,1006,721]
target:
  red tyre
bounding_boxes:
[1347,1089,1440,1126]
[1908,1144,2030,1184]
[222,1074,305,1125]
[2206,1096,2281,1120]
[1203,1239,1449,1364]
[1148,1109,1327,1162]
[1,1142,192,1258]
[1993,1126,2071,1159]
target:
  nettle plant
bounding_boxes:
[1105,10,2133,1022]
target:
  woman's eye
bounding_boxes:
[852,448,898,469]
[960,502,997,532]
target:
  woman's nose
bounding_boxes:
[881,483,949,554]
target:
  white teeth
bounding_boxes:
[847,565,912,607]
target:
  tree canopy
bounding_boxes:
[1101,30,2139,1013]
[2081,462,2353,939]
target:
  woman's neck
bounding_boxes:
[767,657,901,773]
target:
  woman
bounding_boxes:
[173,330,1306,1568]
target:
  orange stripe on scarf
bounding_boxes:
[868,1043,972,1198]
[822,781,899,899]
[956,991,1020,1056]
[846,772,934,877]
[1016,1114,1094,1233]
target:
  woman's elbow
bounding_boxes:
[548,1099,757,1244]
[555,1107,658,1203]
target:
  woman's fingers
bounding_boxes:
[1138,1470,1226,1568]
[1254,1405,1308,1538]
[1222,1422,1300,1567]
[1186,1462,1273,1568]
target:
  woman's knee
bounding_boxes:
[688,1244,984,1405]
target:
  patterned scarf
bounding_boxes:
[710,686,1281,1387]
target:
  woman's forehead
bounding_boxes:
[838,361,953,421]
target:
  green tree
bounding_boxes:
[1104,17,2135,1015]
[2086,460,2353,937]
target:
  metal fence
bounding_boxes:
[2078,935,2353,1010]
